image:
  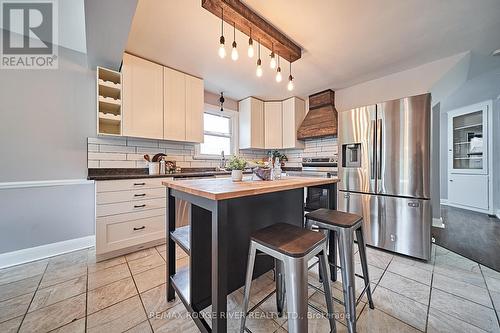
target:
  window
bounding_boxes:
[196,105,238,158]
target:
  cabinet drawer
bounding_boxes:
[96,188,166,204]
[96,198,166,217]
[96,214,165,254]
[96,178,172,193]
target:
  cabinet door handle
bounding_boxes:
[134,193,146,197]
[449,179,453,182]
[133,182,146,186]
[134,204,146,208]
[133,226,146,231]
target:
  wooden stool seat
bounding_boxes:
[305,208,362,228]
[251,223,326,258]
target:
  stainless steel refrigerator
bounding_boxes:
[338,93,432,260]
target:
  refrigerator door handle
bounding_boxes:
[371,119,376,180]
[377,119,383,180]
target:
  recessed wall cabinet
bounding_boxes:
[447,100,493,214]
[97,67,122,136]
[120,53,204,142]
[239,97,265,149]
[122,53,164,139]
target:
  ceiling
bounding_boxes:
[126,0,500,101]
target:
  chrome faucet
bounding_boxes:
[219,151,226,170]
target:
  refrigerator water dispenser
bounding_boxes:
[342,143,361,168]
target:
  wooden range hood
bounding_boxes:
[297,89,338,140]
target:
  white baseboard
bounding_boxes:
[0,235,95,269]
[432,217,445,228]
[440,199,449,205]
[496,210,500,220]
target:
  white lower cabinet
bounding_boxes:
[448,174,489,211]
[95,177,171,261]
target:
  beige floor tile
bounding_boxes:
[356,247,393,270]
[309,290,365,321]
[140,283,179,317]
[391,254,434,272]
[0,315,23,333]
[256,293,287,326]
[355,263,385,283]
[50,318,85,333]
[489,290,500,310]
[306,316,347,333]
[357,307,421,333]
[433,264,486,288]
[87,277,137,314]
[125,320,153,333]
[245,308,282,333]
[0,274,41,302]
[485,275,500,293]
[133,264,166,293]
[87,296,147,333]
[46,249,89,270]
[0,260,47,285]
[39,263,87,289]
[176,256,189,270]
[149,302,200,333]
[88,255,126,273]
[434,249,481,273]
[128,251,164,275]
[387,260,433,285]
[29,275,86,312]
[430,288,499,333]
[125,248,157,262]
[88,263,131,290]
[372,285,427,331]
[481,265,500,280]
[378,271,430,305]
[433,273,492,308]
[0,293,33,323]
[427,307,489,333]
[19,293,86,333]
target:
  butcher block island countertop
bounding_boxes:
[162,176,339,200]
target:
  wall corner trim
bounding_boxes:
[0,235,95,269]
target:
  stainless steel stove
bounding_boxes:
[286,157,338,211]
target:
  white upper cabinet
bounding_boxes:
[282,97,305,149]
[239,97,264,149]
[163,67,186,141]
[264,101,283,149]
[122,53,164,139]
[163,67,204,143]
[185,75,204,143]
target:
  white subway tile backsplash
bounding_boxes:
[87,136,337,169]
[88,152,127,161]
[99,145,136,153]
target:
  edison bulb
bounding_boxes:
[287,78,294,91]
[248,45,254,58]
[256,65,263,77]
[231,42,238,61]
[218,44,226,58]
[275,68,282,82]
[270,55,276,69]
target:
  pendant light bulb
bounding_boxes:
[256,59,263,77]
[218,36,226,59]
[287,61,294,90]
[287,75,294,91]
[248,38,254,58]
[270,53,276,69]
[275,54,282,82]
[218,7,225,58]
[231,22,238,61]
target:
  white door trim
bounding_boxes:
[0,235,95,269]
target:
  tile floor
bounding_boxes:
[1,242,500,333]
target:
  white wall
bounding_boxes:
[0,46,96,254]
[334,53,468,111]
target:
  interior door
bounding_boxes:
[376,93,431,198]
[338,105,376,193]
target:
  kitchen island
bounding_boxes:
[163,176,339,332]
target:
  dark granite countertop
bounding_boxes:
[87,168,253,181]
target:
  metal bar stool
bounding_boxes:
[240,223,336,333]
[305,209,374,333]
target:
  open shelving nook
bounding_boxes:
[97,67,122,136]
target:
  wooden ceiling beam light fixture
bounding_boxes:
[202,0,302,63]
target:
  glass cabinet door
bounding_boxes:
[449,108,487,174]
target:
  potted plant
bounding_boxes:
[228,155,247,182]
[268,150,288,167]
